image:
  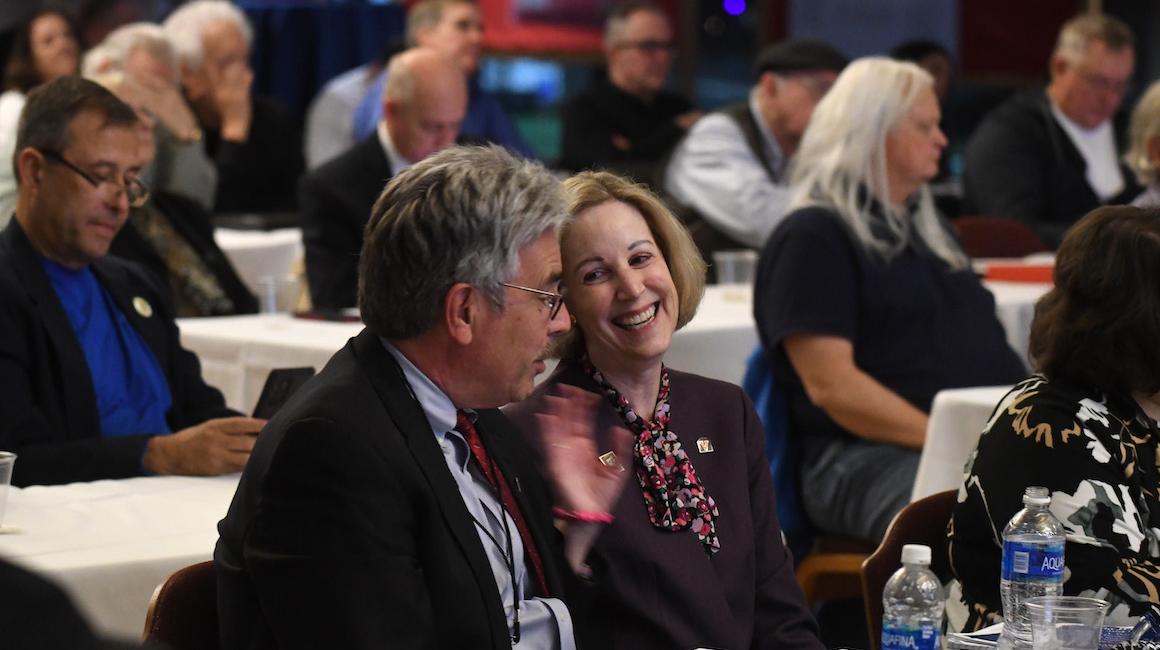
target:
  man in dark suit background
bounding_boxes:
[0,76,263,486]
[962,14,1138,248]
[217,145,626,648]
[299,47,467,310]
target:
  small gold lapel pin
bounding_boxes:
[598,451,618,467]
[696,437,714,453]
[132,296,153,318]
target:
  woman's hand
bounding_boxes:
[536,384,633,514]
[535,384,633,574]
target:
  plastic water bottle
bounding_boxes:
[882,544,945,650]
[999,486,1066,649]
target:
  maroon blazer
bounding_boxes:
[505,363,823,650]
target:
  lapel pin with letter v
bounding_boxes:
[132,296,153,318]
[696,437,714,453]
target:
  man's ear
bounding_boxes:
[759,70,779,98]
[1049,54,1069,81]
[444,282,476,346]
[15,147,44,193]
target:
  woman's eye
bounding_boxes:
[629,253,652,266]
[582,269,605,283]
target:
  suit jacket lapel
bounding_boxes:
[350,330,508,645]
[1,221,100,441]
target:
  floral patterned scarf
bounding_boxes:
[586,361,721,554]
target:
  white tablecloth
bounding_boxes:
[179,285,760,414]
[987,281,1052,367]
[178,280,1049,415]
[0,475,240,641]
[911,385,1016,502]
[214,228,303,295]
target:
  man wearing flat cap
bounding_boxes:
[665,39,847,258]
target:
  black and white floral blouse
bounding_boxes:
[946,375,1160,631]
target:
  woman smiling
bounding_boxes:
[505,171,821,650]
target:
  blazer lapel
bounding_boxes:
[2,222,100,440]
[350,330,508,644]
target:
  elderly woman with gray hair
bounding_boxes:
[1126,80,1160,207]
[754,57,1026,543]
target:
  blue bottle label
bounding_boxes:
[1001,539,1064,580]
[882,623,940,650]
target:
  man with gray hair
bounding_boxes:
[300,47,467,310]
[163,0,303,212]
[963,13,1138,247]
[218,144,617,649]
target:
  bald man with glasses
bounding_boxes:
[0,76,262,487]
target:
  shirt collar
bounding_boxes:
[379,338,459,438]
[377,120,415,174]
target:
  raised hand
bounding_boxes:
[209,60,253,141]
[536,384,634,514]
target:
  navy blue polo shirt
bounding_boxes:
[753,205,1025,464]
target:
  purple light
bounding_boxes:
[723,0,746,16]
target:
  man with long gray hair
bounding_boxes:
[217,145,619,649]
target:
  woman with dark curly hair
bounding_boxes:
[947,205,1160,631]
[0,9,80,220]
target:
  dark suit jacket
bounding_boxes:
[215,329,575,649]
[298,136,393,310]
[204,94,305,214]
[962,88,1139,248]
[505,363,823,650]
[558,73,692,186]
[0,220,236,486]
[110,190,258,316]
[0,558,149,650]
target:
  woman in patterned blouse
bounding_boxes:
[947,205,1160,630]
[505,171,822,650]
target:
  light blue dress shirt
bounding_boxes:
[381,339,575,649]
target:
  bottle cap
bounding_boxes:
[901,543,931,565]
[1023,486,1051,505]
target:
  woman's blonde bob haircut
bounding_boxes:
[556,171,707,361]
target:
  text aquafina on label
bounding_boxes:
[1000,486,1065,648]
[881,544,945,650]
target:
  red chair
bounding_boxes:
[861,490,957,650]
[142,560,219,650]
[953,216,1050,259]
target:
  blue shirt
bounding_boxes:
[380,339,574,650]
[352,73,534,158]
[41,258,172,437]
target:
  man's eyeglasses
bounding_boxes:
[1074,68,1129,97]
[501,282,565,320]
[38,149,150,208]
[617,39,676,56]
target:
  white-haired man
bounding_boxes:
[84,22,258,317]
[300,48,467,311]
[963,14,1138,247]
[163,0,303,213]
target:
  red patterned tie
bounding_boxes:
[456,410,549,596]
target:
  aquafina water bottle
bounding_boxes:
[1000,486,1066,649]
[882,543,945,650]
